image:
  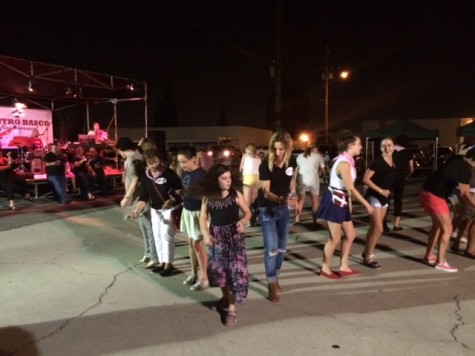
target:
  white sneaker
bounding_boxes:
[145,260,160,269]
[190,279,209,291]
[435,260,458,273]
[183,273,198,285]
[139,256,150,263]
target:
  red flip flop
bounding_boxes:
[338,269,360,277]
[319,270,341,279]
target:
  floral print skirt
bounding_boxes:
[208,223,249,304]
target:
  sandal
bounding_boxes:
[362,252,382,269]
[224,311,237,326]
[210,297,229,311]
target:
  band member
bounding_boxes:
[44,143,71,204]
[28,129,44,151]
[0,149,16,210]
[88,122,109,143]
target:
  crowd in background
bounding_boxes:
[3,129,475,326]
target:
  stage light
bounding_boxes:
[12,99,26,118]
[127,84,135,91]
[72,86,83,99]
[64,86,73,96]
[27,78,35,93]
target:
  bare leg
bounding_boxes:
[193,239,208,282]
[393,215,401,228]
[243,185,252,207]
[426,213,452,263]
[311,194,320,224]
[425,215,440,259]
[296,192,306,222]
[321,221,342,274]
[466,222,475,255]
[340,221,357,271]
[364,207,387,256]
[453,218,470,250]
[188,239,198,275]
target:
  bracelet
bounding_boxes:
[123,196,130,199]
[278,196,284,205]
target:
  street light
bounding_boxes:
[323,46,349,144]
[299,133,310,148]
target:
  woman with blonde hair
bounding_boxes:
[258,131,297,302]
[317,130,374,279]
[239,143,261,223]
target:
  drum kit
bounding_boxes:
[8,136,47,172]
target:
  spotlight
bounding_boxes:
[27,78,35,93]
[64,86,73,96]
[12,100,26,118]
[126,84,135,91]
[72,86,83,99]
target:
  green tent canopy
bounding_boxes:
[366,120,439,140]
[456,121,475,137]
[365,120,439,171]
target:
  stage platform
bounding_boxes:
[25,168,123,199]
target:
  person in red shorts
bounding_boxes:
[420,144,475,272]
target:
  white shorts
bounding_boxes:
[368,195,388,208]
[180,208,203,240]
[297,183,320,196]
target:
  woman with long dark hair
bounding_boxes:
[317,130,374,279]
[362,137,395,269]
[192,164,251,326]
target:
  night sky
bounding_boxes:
[1,0,474,134]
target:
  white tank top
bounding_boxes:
[329,153,356,190]
[242,155,261,174]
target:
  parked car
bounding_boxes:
[207,144,242,167]
[256,146,269,159]
[425,145,454,166]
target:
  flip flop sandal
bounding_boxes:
[224,311,237,326]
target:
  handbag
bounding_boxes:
[251,188,267,210]
[329,186,348,208]
[151,181,182,229]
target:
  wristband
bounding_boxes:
[124,196,130,199]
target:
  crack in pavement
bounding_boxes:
[450,295,470,350]
[10,264,137,356]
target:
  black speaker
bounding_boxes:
[147,130,167,158]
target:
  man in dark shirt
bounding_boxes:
[43,143,71,204]
[88,147,108,197]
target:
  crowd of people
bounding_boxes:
[3,128,475,327]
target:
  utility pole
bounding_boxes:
[324,45,330,144]
[274,0,283,131]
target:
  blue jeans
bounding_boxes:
[259,206,290,283]
[47,175,70,203]
[139,210,158,261]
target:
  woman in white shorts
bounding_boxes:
[362,137,395,269]
[295,143,326,225]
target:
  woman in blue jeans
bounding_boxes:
[258,131,297,303]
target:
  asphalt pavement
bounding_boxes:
[1,180,474,356]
